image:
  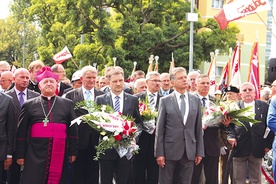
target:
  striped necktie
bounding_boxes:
[114,96,120,112]
[149,93,155,107]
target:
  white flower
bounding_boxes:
[101,105,107,112]
[103,136,109,141]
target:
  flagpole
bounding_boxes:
[255,12,276,38]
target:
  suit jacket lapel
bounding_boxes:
[254,100,261,119]
[170,92,183,121]
[12,89,21,111]
[77,88,84,101]
[122,93,128,114]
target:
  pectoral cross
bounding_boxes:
[43,118,49,126]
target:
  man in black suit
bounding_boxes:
[51,64,72,96]
[192,74,220,184]
[95,68,143,184]
[65,65,104,184]
[226,82,274,184]
[5,68,40,184]
[134,71,162,184]
[0,92,14,183]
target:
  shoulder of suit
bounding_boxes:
[27,89,40,96]
[0,92,13,101]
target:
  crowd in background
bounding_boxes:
[0,59,275,184]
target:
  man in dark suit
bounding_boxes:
[226,82,274,184]
[158,72,173,96]
[101,66,133,95]
[0,92,14,184]
[155,67,204,184]
[192,74,220,184]
[134,71,162,184]
[27,60,44,93]
[95,68,143,184]
[5,68,40,184]
[51,64,72,96]
[65,65,104,184]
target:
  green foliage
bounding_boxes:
[2,0,240,75]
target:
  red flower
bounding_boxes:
[114,134,122,141]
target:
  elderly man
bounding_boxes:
[187,71,200,94]
[134,78,147,94]
[95,68,143,184]
[134,71,162,184]
[0,71,13,92]
[65,65,104,184]
[155,67,204,184]
[192,74,220,184]
[6,68,40,184]
[51,64,72,96]
[159,72,173,96]
[226,82,274,184]
[16,66,78,184]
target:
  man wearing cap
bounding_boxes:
[16,66,78,184]
[65,65,104,184]
[63,70,82,95]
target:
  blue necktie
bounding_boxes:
[19,92,24,107]
[202,97,207,108]
[85,90,91,102]
[114,96,120,112]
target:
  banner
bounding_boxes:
[207,57,216,95]
[248,42,260,99]
[53,46,72,64]
[215,0,271,30]
[217,60,230,91]
[230,45,241,88]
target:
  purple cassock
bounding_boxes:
[16,96,78,184]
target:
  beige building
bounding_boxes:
[195,0,271,86]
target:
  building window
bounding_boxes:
[212,0,224,8]
[216,66,223,76]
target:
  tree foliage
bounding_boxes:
[5,0,239,77]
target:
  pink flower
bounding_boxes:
[223,110,228,115]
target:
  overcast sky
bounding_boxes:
[0,0,12,19]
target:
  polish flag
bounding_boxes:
[214,0,271,30]
[53,46,72,64]
[230,45,241,88]
[248,42,260,99]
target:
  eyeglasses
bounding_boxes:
[242,88,253,92]
[0,79,11,83]
[148,79,161,83]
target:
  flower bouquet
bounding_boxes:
[71,101,140,160]
[202,100,260,128]
[139,99,158,134]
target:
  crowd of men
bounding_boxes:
[0,59,275,184]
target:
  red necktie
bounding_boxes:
[55,88,59,96]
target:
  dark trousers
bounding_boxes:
[0,161,4,183]
[192,156,219,184]
[100,157,132,184]
[71,146,99,184]
[8,151,21,184]
[134,132,158,184]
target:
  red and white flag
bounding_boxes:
[230,45,241,88]
[217,60,230,91]
[53,46,72,64]
[215,0,271,30]
[248,42,260,99]
[207,57,216,95]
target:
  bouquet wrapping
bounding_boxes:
[71,101,140,160]
[202,101,260,128]
[138,100,158,134]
